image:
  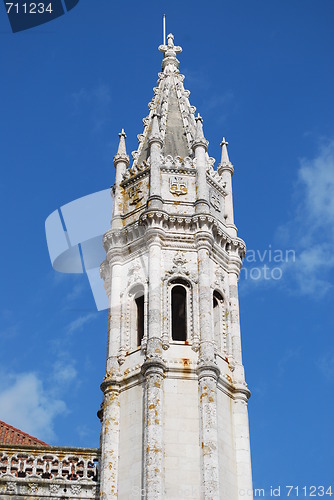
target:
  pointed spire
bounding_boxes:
[218,137,234,175]
[148,114,163,145]
[192,113,208,151]
[220,137,230,164]
[159,33,182,73]
[114,129,130,167]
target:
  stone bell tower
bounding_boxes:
[99,33,253,500]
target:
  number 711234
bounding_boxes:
[286,485,333,496]
[6,3,54,14]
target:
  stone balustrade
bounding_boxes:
[0,445,99,498]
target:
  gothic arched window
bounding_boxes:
[128,285,146,349]
[135,294,144,346]
[170,278,190,342]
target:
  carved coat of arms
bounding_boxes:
[169,176,187,196]
[210,190,221,212]
[128,185,143,205]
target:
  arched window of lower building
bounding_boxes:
[171,282,187,341]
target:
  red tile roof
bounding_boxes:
[0,420,49,447]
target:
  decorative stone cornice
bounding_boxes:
[233,383,251,402]
[102,212,246,263]
[197,361,221,381]
[121,161,150,184]
[161,154,196,171]
[206,169,228,195]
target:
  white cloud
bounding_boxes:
[241,139,334,297]
[318,352,334,381]
[298,141,334,230]
[52,358,78,386]
[280,140,334,296]
[0,372,67,442]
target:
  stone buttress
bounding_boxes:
[99,33,253,500]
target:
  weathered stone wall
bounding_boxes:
[118,383,144,499]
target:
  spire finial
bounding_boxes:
[192,113,208,151]
[114,129,130,167]
[158,33,182,73]
[218,136,234,175]
[220,137,230,164]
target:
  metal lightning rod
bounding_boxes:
[163,14,166,45]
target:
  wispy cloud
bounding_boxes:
[72,83,111,108]
[183,68,235,124]
[0,372,67,442]
[318,352,334,381]
[65,282,85,302]
[52,358,78,386]
[66,312,97,335]
[278,348,301,377]
[71,83,112,132]
[0,309,20,339]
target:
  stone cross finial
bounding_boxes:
[159,33,182,73]
[217,136,234,176]
[192,113,208,150]
[220,137,230,165]
[114,128,130,167]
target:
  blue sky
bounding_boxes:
[0,0,333,496]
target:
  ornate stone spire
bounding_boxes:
[113,129,130,167]
[220,137,229,163]
[158,33,182,73]
[148,114,163,145]
[218,137,234,175]
[133,33,196,167]
[192,113,208,151]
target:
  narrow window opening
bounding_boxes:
[171,285,187,341]
[135,295,144,346]
[213,291,224,350]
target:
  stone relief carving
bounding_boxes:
[127,261,146,287]
[169,176,188,196]
[210,189,221,212]
[28,483,39,492]
[71,484,82,495]
[128,184,144,205]
[6,482,16,493]
[213,266,226,296]
[50,484,60,493]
